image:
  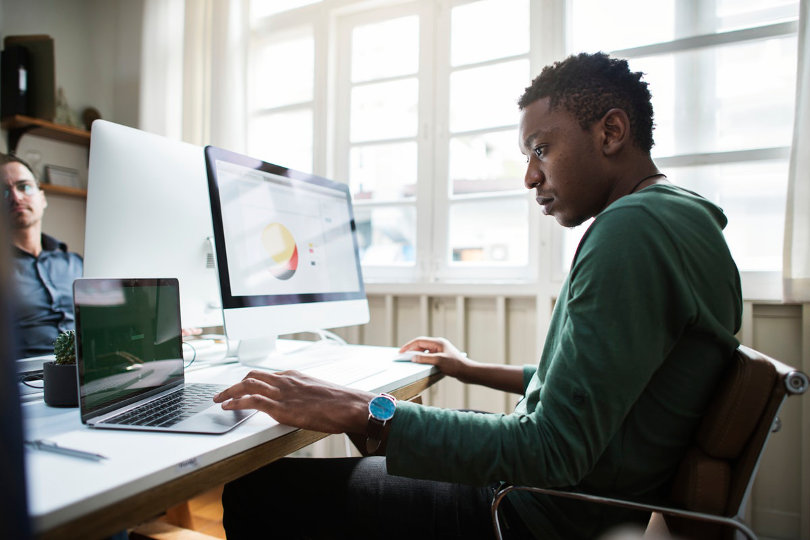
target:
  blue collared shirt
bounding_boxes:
[12,234,83,358]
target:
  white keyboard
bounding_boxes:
[273,344,393,386]
[302,356,389,386]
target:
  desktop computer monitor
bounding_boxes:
[83,121,222,329]
[204,145,369,367]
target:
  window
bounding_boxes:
[331,0,534,281]
[340,9,421,276]
[441,0,532,280]
[564,0,800,290]
[247,26,315,172]
[245,0,800,297]
[248,0,534,283]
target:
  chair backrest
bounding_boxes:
[665,345,808,539]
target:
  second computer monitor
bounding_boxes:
[84,121,222,329]
[204,145,369,366]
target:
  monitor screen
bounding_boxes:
[83,121,222,329]
[205,146,369,365]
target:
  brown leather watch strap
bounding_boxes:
[365,415,386,454]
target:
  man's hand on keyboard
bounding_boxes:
[213,370,374,435]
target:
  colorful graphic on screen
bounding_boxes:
[261,223,299,280]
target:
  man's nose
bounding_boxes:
[524,160,543,190]
[7,186,23,203]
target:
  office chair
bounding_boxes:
[491,345,808,540]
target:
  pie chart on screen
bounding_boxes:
[261,223,298,280]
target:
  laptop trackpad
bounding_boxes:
[172,405,257,434]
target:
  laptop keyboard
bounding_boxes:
[103,383,224,428]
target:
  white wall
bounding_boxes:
[0,0,143,126]
[0,0,144,253]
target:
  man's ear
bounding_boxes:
[598,108,630,156]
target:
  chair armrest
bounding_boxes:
[490,485,757,540]
[737,345,808,395]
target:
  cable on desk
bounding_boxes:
[281,330,348,356]
[182,341,197,368]
[314,329,348,346]
[19,371,44,389]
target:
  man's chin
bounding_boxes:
[555,215,591,229]
[9,216,33,229]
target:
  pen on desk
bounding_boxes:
[25,440,108,462]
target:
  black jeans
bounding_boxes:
[222,456,534,539]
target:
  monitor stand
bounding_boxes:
[225,332,392,387]
[230,333,343,371]
[233,336,280,368]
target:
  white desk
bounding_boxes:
[23,346,441,539]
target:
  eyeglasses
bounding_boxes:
[3,181,39,200]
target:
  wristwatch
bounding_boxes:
[365,393,397,454]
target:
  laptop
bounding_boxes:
[74,278,256,434]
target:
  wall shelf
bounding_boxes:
[40,184,87,199]
[1,115,90,198]
[1,115,90,154]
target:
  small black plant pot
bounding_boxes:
[43,361,78,407]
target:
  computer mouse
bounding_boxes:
[393,350,423,362]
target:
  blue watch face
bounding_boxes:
[369,395,396,421]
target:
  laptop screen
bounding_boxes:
[74,278,184,418]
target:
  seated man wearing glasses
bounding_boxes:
[1,153,83,358]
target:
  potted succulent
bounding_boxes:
[43,330,79,407]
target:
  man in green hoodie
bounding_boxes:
[214,52,742,539]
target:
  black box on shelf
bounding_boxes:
[2,35,55,121]
[1,44,29,118]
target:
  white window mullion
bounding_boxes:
[331,10,353,184]
[428,0,451,282]
[312,10,330,177]
[531,0,564,286]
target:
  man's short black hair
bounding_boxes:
[0,153,38,184]
[519,52,655,152]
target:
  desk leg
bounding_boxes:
[131,497,225,540]
[164,501,194,529]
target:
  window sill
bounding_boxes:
[364,281,541,297]
[740,271,784,302]
[363,271,785,303]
